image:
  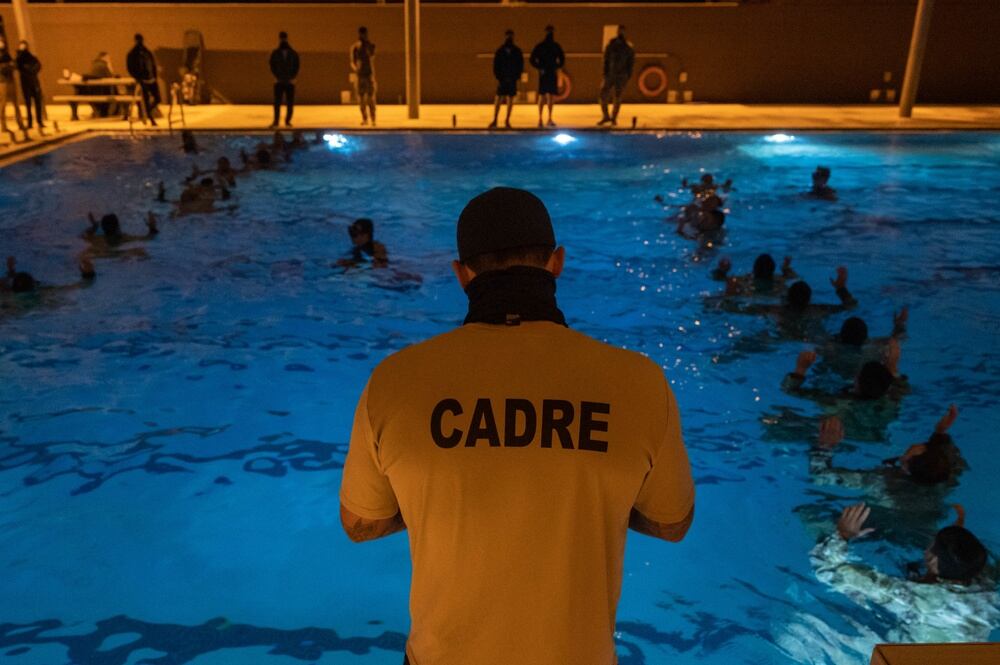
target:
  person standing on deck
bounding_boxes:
[350,26,377,127]
[598,25,635,127]
[530,25,566,128]
[0,38,26,138]
[269,31,300,129]
[339,187,696,665]
[15,41,44,130]
[127,34,161,126]
[489,30,524,129]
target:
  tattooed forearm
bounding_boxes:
[628,505,694,542]
[340,504,407,543]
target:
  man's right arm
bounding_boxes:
[630,381,695,543]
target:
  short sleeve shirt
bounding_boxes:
[340,321,694,665]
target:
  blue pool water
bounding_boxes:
[1,131,999,664]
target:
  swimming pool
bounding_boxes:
[1,131,998,664]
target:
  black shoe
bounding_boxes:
[285,121,293,128]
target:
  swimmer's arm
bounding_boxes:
[830,267,857,309]
[628,505,694,542]
[339,504,406,543]
[811,530,902,607]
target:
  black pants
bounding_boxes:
[138,80,160,120]
[22,83,42,127]
[273,82,295,124]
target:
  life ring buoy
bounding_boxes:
[553,70,572,102]
[638,65,668,98]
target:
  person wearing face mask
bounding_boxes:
[15,41,43,130]
[0,37,26,138]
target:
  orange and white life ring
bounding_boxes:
[553,70,572,102]
[638,65,668,98]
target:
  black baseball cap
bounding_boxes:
[457,187,555,262]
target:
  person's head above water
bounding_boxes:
[349,218,374,246]
[905,436,954,485]
[453,187,564,288]
[786,280,812,310]
[100,214,122,238]
[855,361,894,399]
[813,166,831,187]
[927,525,988,583]
[217,156,231,170]
[11,271,36,293]
[839,316,869,346]
[752,254,776,280]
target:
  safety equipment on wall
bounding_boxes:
[554,70,572,102]
[638,65,668,98]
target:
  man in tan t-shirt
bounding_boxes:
[339,187,695,665]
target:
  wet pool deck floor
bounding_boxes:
[3,103,1000,166]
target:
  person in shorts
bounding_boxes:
[489,29,523,129]
[529,25,565,128]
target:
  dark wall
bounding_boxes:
[2,1,997,105]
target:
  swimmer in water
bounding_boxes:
[806,166,837,201]
[240,142,273,170]
[681,173,732,200]
[810,503,998,643]
[812,406,966,490]
[335,218,389,269]
[179,177,227,214]
[713,267,858,340]
[184,156,238,188]
[813,307,909,380]
[83,212,158,247]
[2,256,96,310]
[783,339,908,402]
[676,194,726,241]
[713,253,798,296]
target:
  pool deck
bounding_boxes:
[3,103,1000,165]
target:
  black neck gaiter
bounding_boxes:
[463,266,567,327]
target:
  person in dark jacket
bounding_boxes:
[529,25,565,128]
[0,38,26,137]
[269,31,300,129]
[598,25,635,127]
[15,41,43,130]
[489,30,523,130]
[126,34,161,126]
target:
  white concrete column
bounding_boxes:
[899,0,935,118]
[404,0,420,119]
[11,0,35,46]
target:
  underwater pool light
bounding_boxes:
[552,133,577,146]
[764,133,795,144]
[323,133,349,149]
